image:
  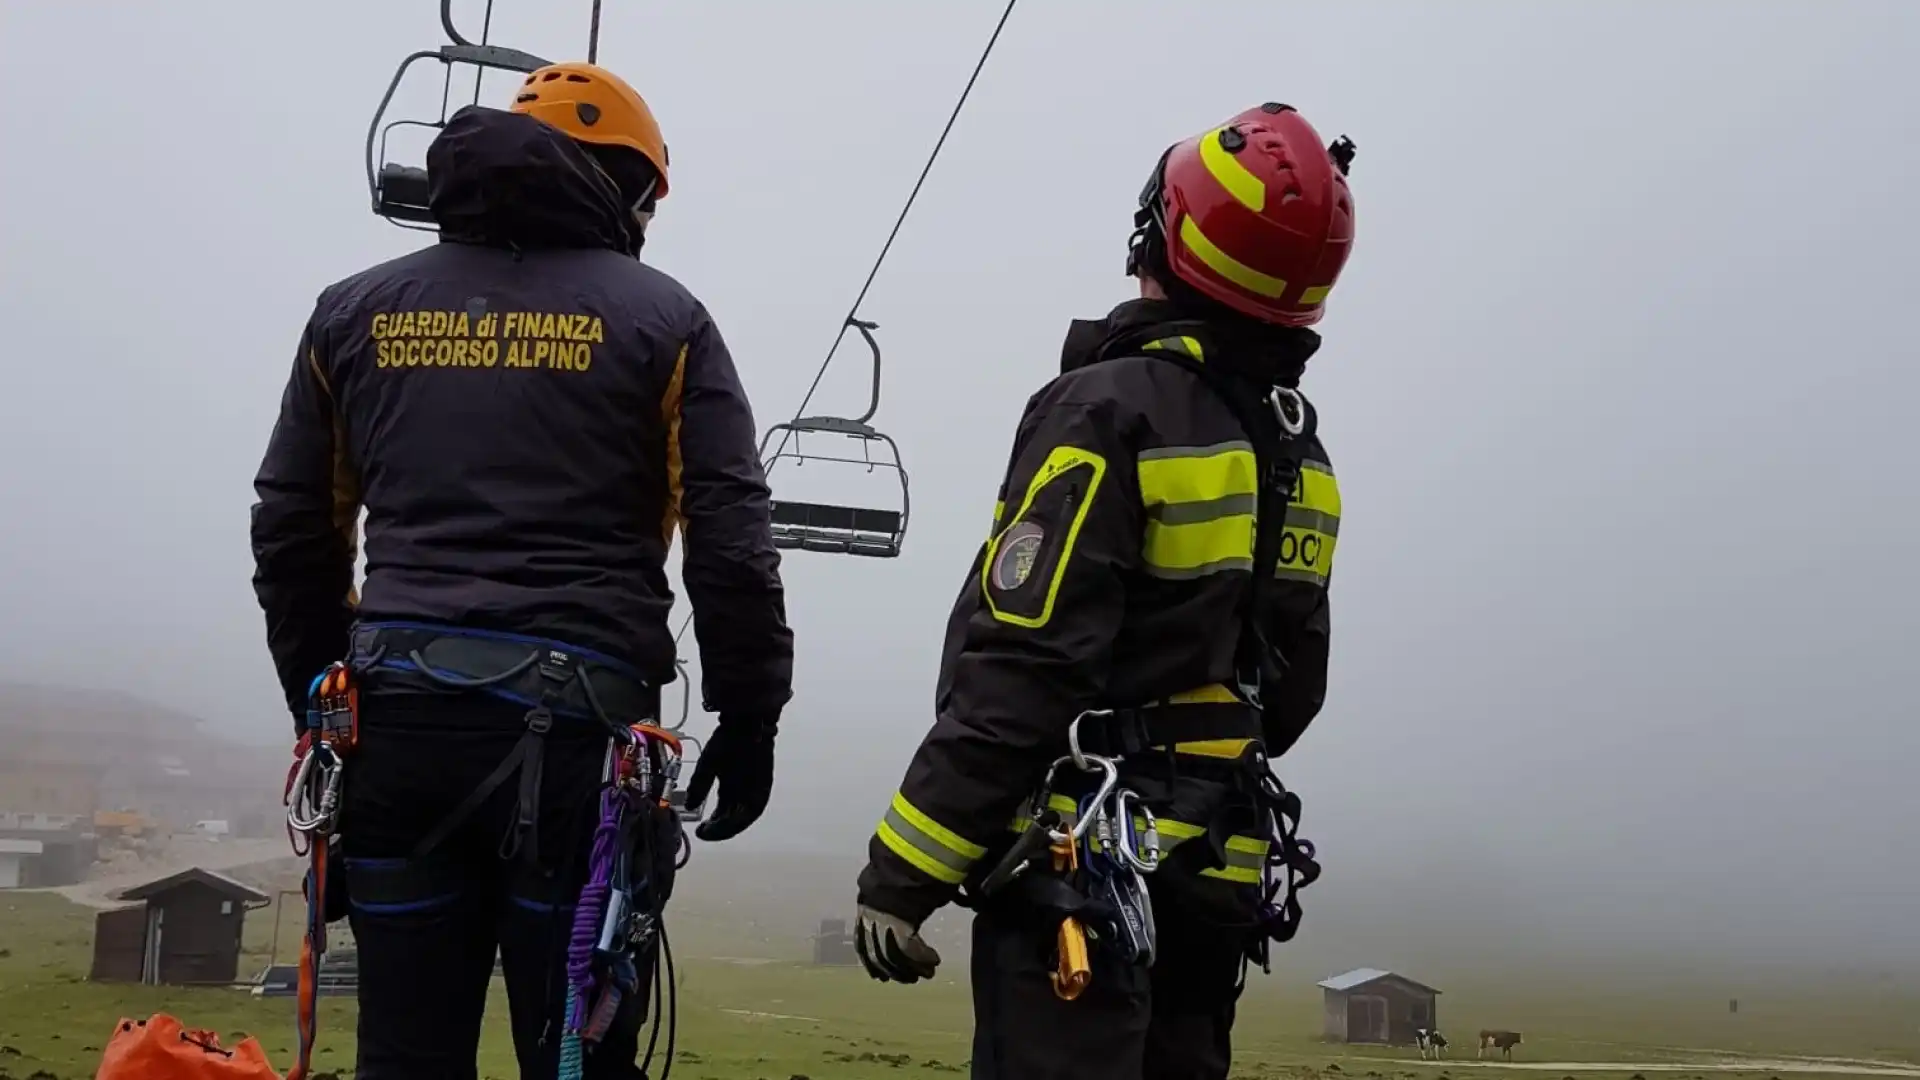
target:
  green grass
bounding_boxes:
[3,889,1917,1080]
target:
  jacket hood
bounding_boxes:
[426,106,634,253]
[1060,298,1321,388]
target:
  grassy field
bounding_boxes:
[3,887,1917,1080]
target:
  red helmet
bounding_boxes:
[1130,103,1357,327]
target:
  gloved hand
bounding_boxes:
[683,714,777,842]
[855,905,941,984]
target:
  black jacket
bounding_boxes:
[250,106,793,723]
[857,300,1338,925]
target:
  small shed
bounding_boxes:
[1318,968,1442,1045]
[90,867,268,986]
[811,917,858,966]
[0,838,43,888]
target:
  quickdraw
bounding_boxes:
[281,662,359,1080]
[558,722,685,1080]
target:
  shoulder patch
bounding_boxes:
[990,521,1045,591]
[981,445,1106,629]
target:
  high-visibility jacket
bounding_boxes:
[857,299,1338,926]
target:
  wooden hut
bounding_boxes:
[1318,968,1442,1045]
[90,866,268,985]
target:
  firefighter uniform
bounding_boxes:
[857,297,1340,1080]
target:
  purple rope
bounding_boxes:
[565,783,629,1031]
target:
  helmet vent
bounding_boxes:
[566,73,592,83]
[576,102,602,127]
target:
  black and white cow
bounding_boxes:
[1414,1028,1449,1059]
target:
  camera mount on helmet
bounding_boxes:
[758,317,911,559]
[365,0,551,228]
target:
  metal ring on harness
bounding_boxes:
[1269,387,1307,437]
[1039,753,1119,844]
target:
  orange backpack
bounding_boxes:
[95,1014,282,1080]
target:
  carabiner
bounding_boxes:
[1065,709,1114,772]
[1039,753,1119,845]
[1113,788,1161,874]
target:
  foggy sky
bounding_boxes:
[1,1,1914,969]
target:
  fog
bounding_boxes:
[2,1,1915,974]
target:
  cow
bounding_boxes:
[1477,1030,1522,1060]
[1414,1028,1449,1060]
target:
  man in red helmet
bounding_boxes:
[852,103,1356,1079]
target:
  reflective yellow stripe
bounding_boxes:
[1144,515,1255,576]
[1143,336,1205,362]
[1179,214,1289,299]
[1202,835,1270,883]
[1164,683,1240,705]
[1296,462,1340,518]
[1130,817,1268,882]
[992,499,1005,532]
[1138,443,1258,503]
[1170,738,1254,758]
[1299,285,1332,306]
[877,793,985,886]
[1138,443,1259,578]
[1278,460,1341,585]
[1199,128,1266,212]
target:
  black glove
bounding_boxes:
[855,904,941,984]
[683,714,777,842]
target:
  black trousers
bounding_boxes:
[338,693,665,1080]
[968,868,1256,1080]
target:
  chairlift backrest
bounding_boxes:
[366,1,551,228]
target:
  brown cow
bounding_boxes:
[1477,1030,1522,1060]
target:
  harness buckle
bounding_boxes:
[525,707,555,735]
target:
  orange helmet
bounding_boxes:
[510,62,670,198]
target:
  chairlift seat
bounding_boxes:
[375,164,434,225]
[769,500,903,558]
[785,415,881,439]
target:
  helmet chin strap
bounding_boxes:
[625,177,660,258]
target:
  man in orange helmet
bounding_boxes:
[251,62,791,1078]
[853,103,1355,1079]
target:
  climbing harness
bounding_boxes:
[366,0,553,227]
[559,721,685,1080]
[346,621,676,866]
[759,317,911,558]
[281,662,359,1080]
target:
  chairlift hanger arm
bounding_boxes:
[846,317,882,426]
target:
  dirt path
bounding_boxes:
[18,837,289,909]
[1401,1060,1920,1077]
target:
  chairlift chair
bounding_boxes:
[365,0,551,227]
[759,318,911,558]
